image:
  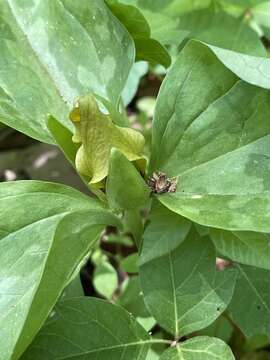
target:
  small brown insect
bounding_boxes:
[148,171,177,194]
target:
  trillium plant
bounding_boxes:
[1,0,270,359]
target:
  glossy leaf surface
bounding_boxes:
[0,0,134,143]
[139,205,236,337]
[22,297,151,359]
[0,181,119,360]
[151,40,270,232]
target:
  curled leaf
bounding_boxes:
[70,94,145,184]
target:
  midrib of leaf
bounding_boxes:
[237,265,270,314]
[167,248,207,336]
[168,250,179,338]
[176,346,184,359]
[49,339,169,360]
[6,0,68,106]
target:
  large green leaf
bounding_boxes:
[211,229,270,270]
[22,297,151,359]
[139,205,237,337]
[160,337,235,360]
[229,264,270,337]
[0,0,134,143]
[150,40,270,233]
[0,181,120,360]
[70,94,145,185]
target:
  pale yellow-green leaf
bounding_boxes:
[70,94,145,184]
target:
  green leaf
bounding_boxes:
[0,180,120,360]
[121,253,139,273]
[140,11,182,46]
[106,233,134,246]
[229,264,270,337]
[140,207,237,337]
[151,40,270,233]
[0,0,134,143]
[70,94,145,185]
[93,259,118,299]
[117,275,155,331]
[47,115,79,167]
[107,148,150,210]
[176,8,267,56]
[117,276,151,317]
[119,0,211,17]
[122,61,148,106]
[139,201,191,265]
[252,2,270,28]
[107,0,151,38]
[162,0,213,16]
[61,276,84,300]
[135,38,171,68]
[119,0,266,56]
[160,337,235,360]
[211,229,270,270]
[107,1,171,67]
[123,209,144,249]
[22,297,151,359]
[207,44,270,90]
